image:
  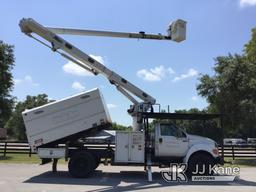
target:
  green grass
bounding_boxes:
[224,157,256,167]
[0,154,41,163]
[0,154,67,164]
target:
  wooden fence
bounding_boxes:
[218,145,256,160]
[0,141,35,157]
[0,141,256,160]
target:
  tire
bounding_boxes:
[68,151,96,178]
[186,153,215,178]
[93,157,100,170]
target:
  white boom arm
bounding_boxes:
[46,19,186,42]
[19,18,186,130]
[48,27,171,40]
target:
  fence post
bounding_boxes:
[232,145,235,160]
[29,147,32,157]
[3,141,7,157]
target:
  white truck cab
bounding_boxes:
[153,122,220,171]
[154,123,218,159]
[154,123,189,157]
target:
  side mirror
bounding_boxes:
[178,131,187,138]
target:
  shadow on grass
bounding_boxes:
[23,169,256,192]
[0,155,13,160]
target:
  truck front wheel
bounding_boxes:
[186,153,215,178]
[68,151,96,178]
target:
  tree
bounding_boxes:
[197,28,256,138]
[0,41,15,128]
[174,108,221,142]
[244,28,256,62]
[5,94,50,141]
[111,122,132,131]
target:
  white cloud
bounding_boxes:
[137,69,161,81]
[63,61,93,77]
[71,81,85,91]
[14,75,39,86]
[239,0,256,7]
[14,79,22,84]
[137,65,175,82]
[172,68,198,82]
[62,54,105,76]
[107,103,117,109]
[168,67,175,74]
[89,54,105,64]
[48,97,54,101]
[191,96,199,102]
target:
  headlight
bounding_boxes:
[213,142,219,155]
[212,148,219,155]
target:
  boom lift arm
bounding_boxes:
[46,23,183,41]
[19,18,186,130]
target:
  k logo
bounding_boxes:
[161,163,188,182]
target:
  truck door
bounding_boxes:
[155,123,189,157]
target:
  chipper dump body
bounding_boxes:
[22,88,111,151]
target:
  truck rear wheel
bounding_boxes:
[68,151,96,178]
[186,153,215,178]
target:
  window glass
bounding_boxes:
[160,124,179,137]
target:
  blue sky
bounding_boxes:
[1,0,256,126]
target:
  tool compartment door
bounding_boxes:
[115,132,129,162]
[115,131,145,163]
[130,132,144,163]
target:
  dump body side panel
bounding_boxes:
[22,88,111,151]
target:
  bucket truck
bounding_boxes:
[20,18,222,181]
